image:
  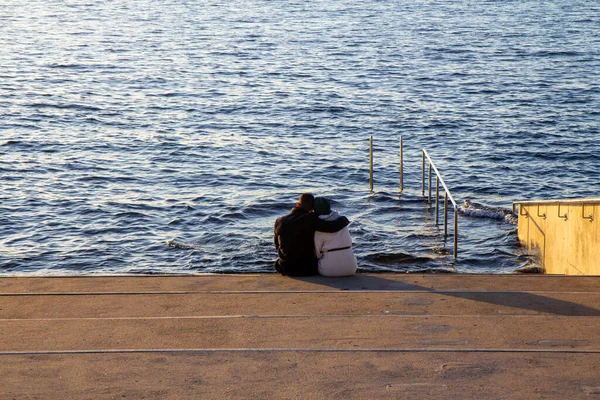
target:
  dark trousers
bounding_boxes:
[274,257,318,277]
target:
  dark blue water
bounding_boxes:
[1,0,599,275]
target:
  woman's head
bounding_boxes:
[313,197,331,216]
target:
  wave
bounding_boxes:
[26,102,101,111]
[459,200,517,225]
[515,262,543,274]
[166,240,197,250]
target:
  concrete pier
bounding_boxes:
[515,199,600,275]
[1,273,599,399]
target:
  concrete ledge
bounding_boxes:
[2,273,600,293]
[1,273,599,399]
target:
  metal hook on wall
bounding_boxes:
[518,204,528,217]
[558,203,568,221]
[582,204,594,222]
[537,204,546,219]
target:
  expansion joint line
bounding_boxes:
[1,290,599,296]
[1,348,600,356]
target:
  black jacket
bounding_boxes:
[274,207,349,276]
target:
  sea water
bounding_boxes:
[1,0,599,274]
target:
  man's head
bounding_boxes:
[297,193,314,211]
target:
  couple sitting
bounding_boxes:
[274,193,358,277]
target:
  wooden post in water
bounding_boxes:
[369,136,374,192]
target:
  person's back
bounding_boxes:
[313,197,357,277]
[274,193,349,276]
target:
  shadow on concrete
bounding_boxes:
[293,274,600,317]
[294,274,424,291]
[446,291,600,316]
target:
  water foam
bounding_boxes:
[459,200,517,225]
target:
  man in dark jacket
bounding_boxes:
[274,193,349,276]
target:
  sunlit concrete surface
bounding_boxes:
[1,274,599,399]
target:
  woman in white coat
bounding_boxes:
[313,197,357,277]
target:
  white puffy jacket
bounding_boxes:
[314,211,357,277]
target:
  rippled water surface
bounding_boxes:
[1,0,599,274]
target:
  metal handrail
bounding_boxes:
[399,136,403,193]
[421,149,459,259]
[369,136,374,192]
[370,136,405,193]
[367,138,459,259]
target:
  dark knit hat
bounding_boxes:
[313,197,331,216]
